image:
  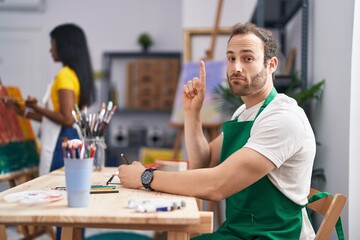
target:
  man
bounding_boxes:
[118,22,316,239]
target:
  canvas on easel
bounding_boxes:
[0,84,24,143]
[5,86,37,141]
[0,84,39,175]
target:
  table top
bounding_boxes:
[0,167,202,228]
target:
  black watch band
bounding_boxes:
[141,168,157,191]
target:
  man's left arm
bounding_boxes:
[118,147,275,201]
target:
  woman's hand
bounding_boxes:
[25,96,38,108]
[118,161,146,189]
[2,97,25,116]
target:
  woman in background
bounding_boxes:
[7,23,95,175]
[5,23,95,240]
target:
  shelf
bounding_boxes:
[103,51,181,59]
[101,51,182,166]
[101,51,182,109]
[251,0,302,28]
[251,0,308,90]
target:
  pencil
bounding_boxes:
[106,175,115,185]
[91,189,119,194]
[106,170,119,185]
[121,153,130,165]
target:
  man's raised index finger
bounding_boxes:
[199,60,206,85]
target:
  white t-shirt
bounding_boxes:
[231,93,316,239]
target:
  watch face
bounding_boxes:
[141,170,152,185]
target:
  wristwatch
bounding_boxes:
[141,168,157,191]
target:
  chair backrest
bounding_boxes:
[307,187,347,239]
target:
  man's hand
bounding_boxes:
[182,61,206,113]
[118,161,146,189]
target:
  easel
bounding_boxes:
[171,0,224,157]
[169,0,225,228]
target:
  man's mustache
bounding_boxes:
[229,73,246,79]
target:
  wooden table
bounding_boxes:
[0,167,213,240]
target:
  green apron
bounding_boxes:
[193,88,304,240]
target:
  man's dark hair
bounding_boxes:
[229,22,277,67]
[50,23,95,108]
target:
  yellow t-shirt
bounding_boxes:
[50,66,80,112]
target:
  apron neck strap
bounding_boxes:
[254,87,278,119]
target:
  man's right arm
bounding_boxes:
[182,61,221,169]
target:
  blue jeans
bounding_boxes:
[50,126,79,171]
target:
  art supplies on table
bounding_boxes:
[105,152,129,185]
[90,185,119,194]
[71,101,117,138]
[70,101,116,170]
[127,198,186,213]
[62,138,96,159]
[64,157,94,207]
[3,190,64,205]
[53,185,119,194]
[106,170,119,185]
[106,171,121,185]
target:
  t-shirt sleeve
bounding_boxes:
[245,109,306,167]
[54,69,76,91]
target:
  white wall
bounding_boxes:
[0,0,182,99]
[182,0,256,28]
[349,0,360,238]
[310,0,358,238]
[0,0,182,133]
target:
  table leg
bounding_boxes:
[61,227,83,240]
[167,231,190,240]
[0,225,7,240]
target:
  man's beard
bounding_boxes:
[227,67,267,96]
